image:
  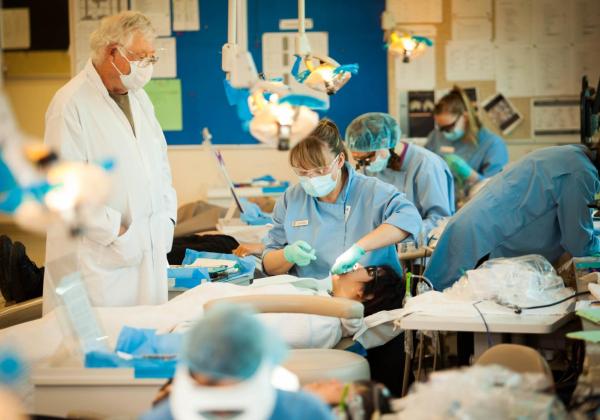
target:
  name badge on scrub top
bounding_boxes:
[292,219,309,227]
[345,206,352,222]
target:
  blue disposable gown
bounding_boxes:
[141,389,334,420]
[263,163,423,278]
[425,127,508,179]
[425,145,600,290]
[370,143,455,237]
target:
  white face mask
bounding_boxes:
[112,48,153,91]
[299,168,339,197]
[366,149,391,173]
[170,363,277,420]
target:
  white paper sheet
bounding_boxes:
[533,44,572,96]
[572,0,600,44]
[74,20,101,73]
[77,0,127,21]
[395,43,436,91]
[131,0,171,36]
[494,44,534,97]
[386,0,442,23]
[1,8,31,50]
[494,0,532,43]
[152,37,177,78]
[452,0,492,18]
[532,0,571,44]
[572,44,600,95]
[261,32,328,80]
[445,42,494,80]
[452,18,492,41]
[72,0,129,74]
[173,0,200,31]
[531,98,579,139]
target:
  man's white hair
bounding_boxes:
[89,11,155,64]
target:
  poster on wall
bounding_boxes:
[130,0,171,36]
[173,0,200,31]
[262,32,328,80]
[408,91,435,137]
[531,98,579,140]
[1,8,31,50]
[71,0,129,74]
[152,37,177,78]
[482,92,523,135]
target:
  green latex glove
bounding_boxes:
[284,240,317,266]
[567,330,600,343]
[331,244,366,275]
[576,308,600,324]
[444,154,474,181]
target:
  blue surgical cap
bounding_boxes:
[345,112,401,152]
[181,304,287,381]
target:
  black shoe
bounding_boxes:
[9,241,44,303]
[0,235,13,302]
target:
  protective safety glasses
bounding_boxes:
[118,46,160,68]
[292,154,340,178]
[435,114,462,133]
[353,152,376,168]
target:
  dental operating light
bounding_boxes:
[291,0,358,96]
[221,0,320,150]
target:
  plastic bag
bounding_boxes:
[392,365,567,420]
[444,255,573,309]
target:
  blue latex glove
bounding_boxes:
[331,244,366,275]
[284,240,317,267]
[252,175,276,184]
[444,154,474,181]
[239,198,273,226]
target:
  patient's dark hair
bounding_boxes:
[351,380,393,419]
[362,266,404,317]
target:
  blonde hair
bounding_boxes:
[434,86,481,145]
[290,119,349,169]
[89,11,155,64]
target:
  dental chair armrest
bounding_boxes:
[204,295,364,319]
[0,297,43,329]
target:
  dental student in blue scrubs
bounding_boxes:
[262,119,423,278]
[425,86,508,205]
[425,144,600,291]
[345,112,454,239]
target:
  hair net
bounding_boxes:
[181,304,287,381]
[345,113,400,152]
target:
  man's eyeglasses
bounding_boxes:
[119,45,160,68]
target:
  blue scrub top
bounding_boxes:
[263,163,422,278]
[425,145,600,290]
[370,143,455,237]
[425,127,508,179]
[141,389,334,420]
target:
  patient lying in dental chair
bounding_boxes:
[0,266,404,363]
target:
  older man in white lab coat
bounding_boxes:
[42,11,177,312]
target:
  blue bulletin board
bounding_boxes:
[164,0,386,146]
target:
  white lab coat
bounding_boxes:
[42,60,177,313]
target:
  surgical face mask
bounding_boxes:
[299,170,339,197]
[366,150,390,173]
[170,363,277,420]
[441,116,465,142]
[112,48,153,91]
